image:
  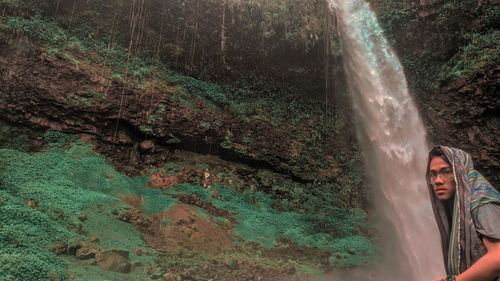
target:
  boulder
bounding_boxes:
[95,250,131,273]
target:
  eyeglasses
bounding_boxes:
[429,169,453,183]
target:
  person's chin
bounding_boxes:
[435,191,451,200]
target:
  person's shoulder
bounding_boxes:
[473,202,500,219]
[473,203,500,240]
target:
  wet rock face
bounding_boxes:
[0,43,327,181]
[422,65,500,186]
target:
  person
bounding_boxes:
[427,146,500,281]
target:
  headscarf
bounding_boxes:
[426,145,500,275]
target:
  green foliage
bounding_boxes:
[377,4,413,46]
[4,135,30,152]
[439,30,500,81]
[199,121,211,129]
[0,0,330,94]
[328,236,375,266]
[376,0,500,93]
[166,182,376,266]
[168,75,229,105]
[1,0,353,184]
[0,0,40,17]
[2,15,67,46]
[271,180,363,236]
[43,130,72,148]
[220,130,235,149]
[0,123,33,152]
[479,5,500,29]
[0,246,68,281]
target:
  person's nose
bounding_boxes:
[434,174,445,184]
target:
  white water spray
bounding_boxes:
[328,0,444,280]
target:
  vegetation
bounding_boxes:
[0,0,332,84]
[0,0,382,278]
[372,0,500,95]
[0,130,376,280]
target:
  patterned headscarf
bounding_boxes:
[426,146,500,275]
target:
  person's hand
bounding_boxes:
[431,277,445,281]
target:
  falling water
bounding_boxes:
[328,0,444,280]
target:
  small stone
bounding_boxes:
[133,248,143,256]
[210,189,218,200]
[27,200,37,208]
[222,218,232,230]
[78,214,87,221]
[90,236,99,243]
[53,244,67,255]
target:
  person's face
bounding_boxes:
[429,156,456,201]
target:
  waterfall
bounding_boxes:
[328,0,445,280]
